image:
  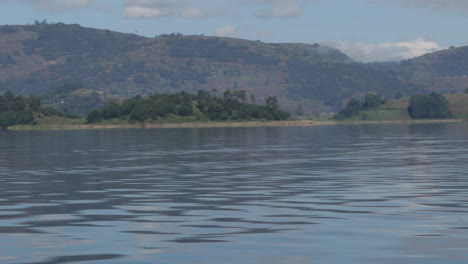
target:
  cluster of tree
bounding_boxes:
[87,93,193,123]
[196,90,289,121]
[87,90,290,124]
[158,33,184,38]
[0,92,36,130]
[408,92,452,119]
[0,91,76,130]
[333,93,388,120]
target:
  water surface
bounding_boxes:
[1,123,468,264]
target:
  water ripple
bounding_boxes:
[0,124,467,264]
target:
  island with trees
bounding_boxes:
[0,90,295,130]
[1,87,467,131]
[86,90,290,124]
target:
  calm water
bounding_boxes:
[0,123,467,264]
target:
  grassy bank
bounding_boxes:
[8,119,466,131]
[9,120,324,130]
[6,93,468,131]
[341,93,468,121]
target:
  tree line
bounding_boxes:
[87,90,290,124]
[334,91,452,120]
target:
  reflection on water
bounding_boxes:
[0,123,468,264]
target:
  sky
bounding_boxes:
[0,0,468,62]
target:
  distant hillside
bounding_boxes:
[395,46,468,94]
[0,23,423,114]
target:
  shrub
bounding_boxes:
[408,92,451,119]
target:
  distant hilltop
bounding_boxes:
[0,22,467,114]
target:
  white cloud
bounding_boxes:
[258,2,303,17]
[123,6,169,18]
[8,0,97,12]
[240,0,311,18]
[179,7,210,18]
[123,0,218,18]
[371,0,468,14]
[324,38,443,62]
[213,25,239,37]
[124,0,183,9]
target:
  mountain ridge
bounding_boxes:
[0,23,463,115]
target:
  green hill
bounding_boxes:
[0,22,414,115]
[395,46,468,94]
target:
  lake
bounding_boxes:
[1,123,467,264]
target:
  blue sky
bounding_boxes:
[0,0,467,62]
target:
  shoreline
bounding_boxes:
[6,119,465,131]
